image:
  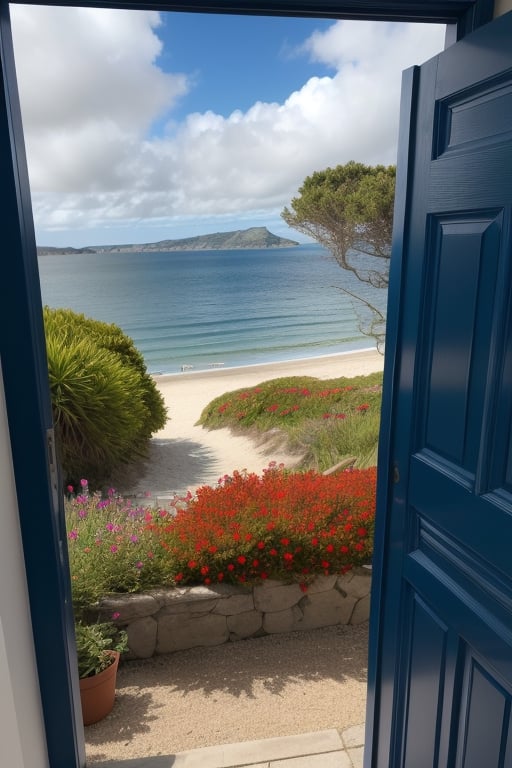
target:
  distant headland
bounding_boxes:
[37,226,299,255]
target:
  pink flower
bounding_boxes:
[80,479,88,488]
[67,485,74,493]
[112,612,121,620]
[68,530,78,540]
[110,545,118,553]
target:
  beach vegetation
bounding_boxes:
[44,307,167,489]
[66,465,376,612]
[196,371,382,471]
[282,161,396,350]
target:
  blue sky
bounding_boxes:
[155,14,334,120]
[11,8,446,248]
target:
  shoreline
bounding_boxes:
[153,347,384,385]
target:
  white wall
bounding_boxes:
[495,0,512,15]
[0,364,49,768]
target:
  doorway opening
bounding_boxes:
[7,4,448,760]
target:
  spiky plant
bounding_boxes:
[44,307,167,488]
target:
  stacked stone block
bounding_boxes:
[94,567,371,660]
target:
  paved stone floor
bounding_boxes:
[104,724,365,767]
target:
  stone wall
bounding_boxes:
[94,567,371,660]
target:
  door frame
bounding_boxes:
[0,0,496,765]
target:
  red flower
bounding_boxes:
[227,564,235,571]
[357,527,368,537]
[283,552,294,562]
[200,565,209,575]
[237,555,247,565]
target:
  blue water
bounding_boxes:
[37,244,386,375]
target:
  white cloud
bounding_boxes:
[10,9,445,243]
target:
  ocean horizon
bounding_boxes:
[37,243,386,375]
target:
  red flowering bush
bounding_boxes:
[146,464,376,587]
[66,466,376,612]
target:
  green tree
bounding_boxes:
[44,307,167,489]
[282,161,396,350]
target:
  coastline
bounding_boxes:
[115,348,384,500]
[153,347,384,384]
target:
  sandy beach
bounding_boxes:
[114,348,384,501]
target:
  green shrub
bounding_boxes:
[44,307,167,488]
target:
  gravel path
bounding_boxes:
[84,622,369,764]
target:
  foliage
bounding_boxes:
[66,482,178,615]
[153,464,376,587]
[44,307,167,489]
[65,466,376,604]
[281,161,396,349]
[74,620,128,679]
[197,372,382,471]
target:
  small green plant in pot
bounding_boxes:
[75,621,128,726]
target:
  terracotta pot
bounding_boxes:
[79,651,120,726]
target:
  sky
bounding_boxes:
[10,7,446,248]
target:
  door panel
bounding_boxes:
[367,11,512,767]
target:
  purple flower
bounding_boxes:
[106,523,115,532]
[130,535,139,543]
[136,561,143,569]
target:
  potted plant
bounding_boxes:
[75,620,128,726]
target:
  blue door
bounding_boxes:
[366,10,512,767]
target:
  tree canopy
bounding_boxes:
[281,161,396,349]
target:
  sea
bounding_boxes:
[37,243,387,376]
